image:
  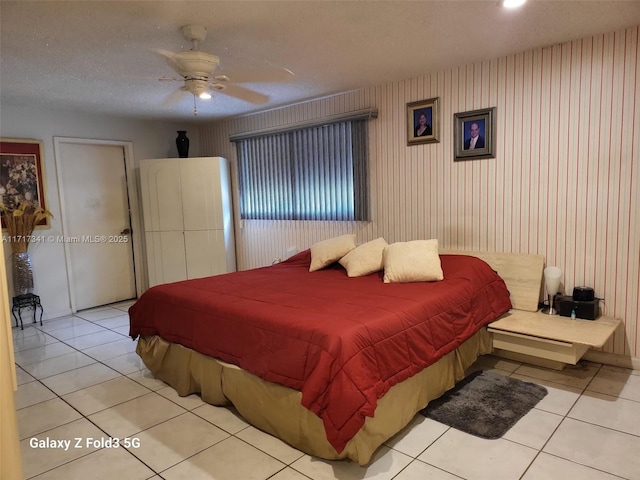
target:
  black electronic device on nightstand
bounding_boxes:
[558,295,599,320]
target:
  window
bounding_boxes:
[234,119,370,221]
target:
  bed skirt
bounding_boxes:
[136,328,492,465]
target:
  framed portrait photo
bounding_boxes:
[407,97,440,146]
[0,138,49,227]
[453,107,496,161]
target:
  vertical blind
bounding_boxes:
[235,119,369,221]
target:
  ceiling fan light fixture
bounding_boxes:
[501,0,526,8]
[184,78,209,96]
[199,92,212,100]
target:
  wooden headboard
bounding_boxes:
[441,250,544,312]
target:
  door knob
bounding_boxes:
[120,228,131,235]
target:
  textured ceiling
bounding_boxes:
[1,1,639,122]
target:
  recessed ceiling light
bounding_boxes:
[502,0,526,8]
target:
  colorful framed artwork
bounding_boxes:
[0,138,49,226]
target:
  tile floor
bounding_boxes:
[12,303,640,479]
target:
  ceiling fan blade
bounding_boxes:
[162,87,188,108]
[214,67,295,84]
[152,48,188,77]
[213,83,269,104]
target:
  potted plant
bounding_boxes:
[0,201,52,296]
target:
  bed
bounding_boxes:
[129,247,543,465]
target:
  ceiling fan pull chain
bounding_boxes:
[193,94,198,116]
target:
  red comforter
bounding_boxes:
[129,251,511,453]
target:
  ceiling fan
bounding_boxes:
[155,24,294,114]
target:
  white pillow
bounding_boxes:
[309,234,356,272]
[339,237,388,277]
[383,239,444,283]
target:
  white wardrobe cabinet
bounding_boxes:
[139,157,236,288]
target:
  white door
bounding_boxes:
[57,142,136,310]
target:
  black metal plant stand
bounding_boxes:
[11,293,44,330]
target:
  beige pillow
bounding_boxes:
[309,234,356,272]
[339,237,388,277]
[383,239,444,283]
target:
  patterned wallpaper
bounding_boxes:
[200,26,639,359]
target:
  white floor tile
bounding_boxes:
[502,407,564,450]
[543,417,640,480]
[417,428,537,480]
[36,316,91,332]
[292,445,412,480]
[16,397,82,440]
[11,314,43,331]
[156,386,205,410]
[82,337,138,361]
[470,354,522,373]
[269,467,313,480]
[161,436,285,480]
[513,362,601,389]
[92,314,131,329]
[88,392,186,438]
[127,412,229,472]
[191,403,250,434]
[20,418,104,478]
[110,299,136,310]
[75,307,125,322]
[522,452,624,480]
[62,330,124,350]
[21,350,96,379]
[13,331,59,352]
[46,323,108,341]
[62,376,151,415]
[14,380,56,409]
[111,325,131,336]
[394,460,464,480]
[568,390,640,436]
[101,351,146,374]
[587,365,640,402]
[13,341,76,366]
[384,416,448,458]
[236,425,305,464]
[31,446,155,480]
[15,366,35,385]
[40,363,120,395]
[126,368,168,391]
[511,373,583,416]
[12,324,43,339]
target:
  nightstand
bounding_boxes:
[487,310,622,370]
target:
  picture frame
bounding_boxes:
[454,107,496,161]
[0,138,49,227]
[407,97,440,145]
